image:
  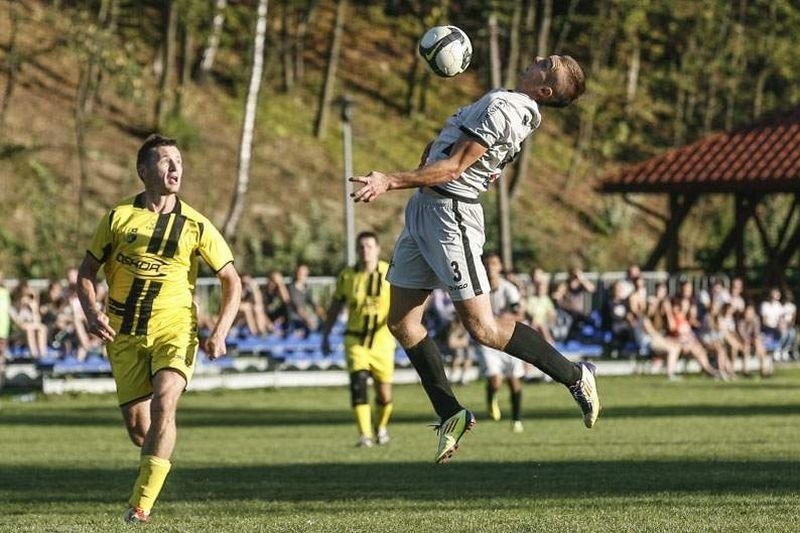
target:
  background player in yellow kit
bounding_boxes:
[77,134,241,524]
[321,231,395,447]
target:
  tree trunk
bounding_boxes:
[175,18,193,117]
[194,0,227,84]
[753,68,768,119]
[155,0,178,129]
[503,0,521,88]
[404,28,422,116]
[281,0,294,92]
[314,0,347,139]
[537,0,552,55]
[625,37,640,116]
[0,1,21,134]
[488,10,512,269]
[295,0,319,82]
[223,0,269,238]
[488,11,501,88]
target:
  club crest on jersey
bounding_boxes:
[125,228,138,243]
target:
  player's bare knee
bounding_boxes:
[126,424,147,447]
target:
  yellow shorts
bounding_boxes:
[107,315,198,406]
[345,331,395,384]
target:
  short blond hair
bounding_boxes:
[546,55,586,108]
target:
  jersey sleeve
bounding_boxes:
[87,210,114,263]
[197,220,235,273]
[459,98,510,148]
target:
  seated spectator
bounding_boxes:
[549,281,573,342]
[9,280,48,358]
[238,274,271,336]
[287,263,323,337]
[617,263,641,300]
[426,289,475,385]
[760,287,787,349]
[559,267,596,339]
[446,314,474,386]
[58,283,102,361]
[603,280,635,355]
[700,302,734,379]
[782,290,798,360]
[627,276,649,318]
[524,273,556,345]
[263,270,291,334]
[667,295,719,378]
[729,277,746,313]
[718,302,745,375]
[634,313,681,380]
[738,302,770,377]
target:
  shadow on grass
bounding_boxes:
[1,402,799,429]
[3,460,798,505]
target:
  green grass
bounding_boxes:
[2,369,800,532]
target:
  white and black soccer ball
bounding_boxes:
[418,25,472,78]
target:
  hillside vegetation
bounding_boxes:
[1,1,798,278]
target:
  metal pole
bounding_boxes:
[340,96,356,266]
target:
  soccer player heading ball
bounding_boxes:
[350,54,599,463]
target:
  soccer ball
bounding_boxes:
[418,25,472,78]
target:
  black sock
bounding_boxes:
[510,388,522,422]
[405,336,462,419]
[486,382,496,407]
[503,322,581,386]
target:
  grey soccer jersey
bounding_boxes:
[427,89,541,199]
[489,278,521,317]
[387,90,542,301]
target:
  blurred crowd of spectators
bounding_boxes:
[422,264,798,382]
[0,268,104,362]
[2,262,797,383]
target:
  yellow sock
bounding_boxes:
[353,404,373,437]
[375,402,393,430]
[129,455,172,514]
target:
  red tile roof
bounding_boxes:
[599,106,800,193]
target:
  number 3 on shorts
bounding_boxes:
[450,261,462,282]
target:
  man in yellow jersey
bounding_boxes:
[321,231,395,447]
[76,134,241,525]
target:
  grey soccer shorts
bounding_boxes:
[387,188,490,301]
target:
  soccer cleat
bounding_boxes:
[569,362,601,428]
[376,427,390,446]
[356,435,374,448]
[511,420,524,433]
[488,397,502,421]
[123,507,150,525]
[432,408,476,464]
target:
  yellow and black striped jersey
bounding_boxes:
[334,260,391,347]
[88,193,234,335]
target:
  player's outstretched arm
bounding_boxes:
[76,253,116,343]
[350,136,487,203]
[206,262,241,360]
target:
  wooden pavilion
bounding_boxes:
[598,105,800,284]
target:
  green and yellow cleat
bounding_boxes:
[433,408,476,464]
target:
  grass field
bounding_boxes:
[2,367,800,532]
